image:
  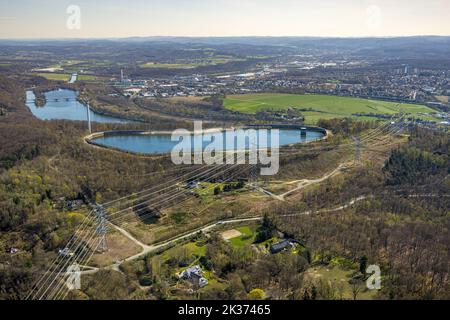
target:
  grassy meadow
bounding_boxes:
[34,72,71,81]
[224,93,434,124]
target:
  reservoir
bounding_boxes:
[25,89,326,154]
[25,89,127,123]
[89,128,326,155]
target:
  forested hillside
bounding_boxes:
[274,127,449,299]
[0,75,193,298]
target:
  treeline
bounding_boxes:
[384,127,449,186]
[317,117,379,136]
[0,75,57,169]
[384,147,447,185]
[134,96,254,123]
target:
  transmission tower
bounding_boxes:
[394,114,405,134]
[352,136,362,165]
[250,164,258,189]
[95,205,108,253]
[249,136,259,189]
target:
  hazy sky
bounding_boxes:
[1,0,449,39]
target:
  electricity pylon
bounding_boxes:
[250,164,258,189]
[249,136,258,189]
[352,136,362,165]
[95,205,108,253]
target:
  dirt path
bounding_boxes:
[81,196,367,275]
[257,163,348,201]
[279,163,347,199]
[47,154,60,173]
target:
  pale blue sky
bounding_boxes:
[0,0,449,39]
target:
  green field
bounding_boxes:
[34,73,71,81]
[139,57,246,69]
[160,240,206,262]
[306,266,378,300]
[224,93,435,124]
[140,62,198,69]
[228,225,257,247]
[77,74,107,81]
[33,72,105,82]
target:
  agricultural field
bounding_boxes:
[77,74,109,82]
[224,93,435,124]
[32,72,106,82]
[139,57,247,69]
[139,62,198,69]
[435,95,449,103]
[33,72,71,81]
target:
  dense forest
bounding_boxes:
[273,127,449,299]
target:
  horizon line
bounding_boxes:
[1,34,450,41]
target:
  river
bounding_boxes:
[25,89,127,123]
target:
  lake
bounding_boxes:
[89,128,325,155]
[25,89,127,123]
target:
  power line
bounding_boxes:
[94,205,108,253]
[27,117,408,299]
